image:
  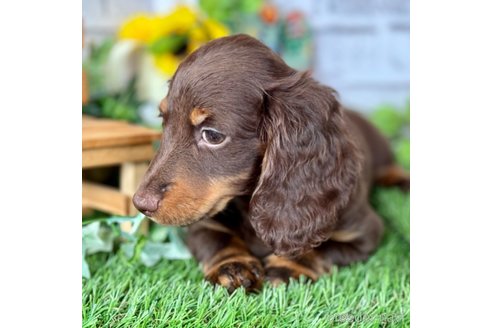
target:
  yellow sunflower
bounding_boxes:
[118,6,229,76]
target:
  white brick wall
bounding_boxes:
[271,0,410,111]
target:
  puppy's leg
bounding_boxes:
[264,206,384,285]
[375,164,410,191]
[318,205,384,267]
[263,251,325,286]
[187,219,264,293]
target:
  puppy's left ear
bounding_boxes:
[250,72,362,258]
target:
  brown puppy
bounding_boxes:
[133,34,409,292]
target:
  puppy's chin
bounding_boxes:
[146,196,234,227]
[146,212,202,227]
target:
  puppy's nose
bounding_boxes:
[132,191,161,215]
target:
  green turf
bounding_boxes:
[82,187,409,328]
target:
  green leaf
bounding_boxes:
[82,214,190,275]
[239,0,262,13]
[82,257,91,279]
[370,105,404,139]
[149,224,169,242]
[83,39,115,95]
[199,0,249,22]
[82,222,113,255]
[404,99,410,124]
[82,103,102,117]
[396,138,410,170]
[140,242,167,267]
[128,214,146,234]
[121,240,137,259]
[100,96,139,122]
[139,239,192,267]
[163,242,192,260]
[168,227,191,257]
[84,213,145,227]
[148,35,188,55]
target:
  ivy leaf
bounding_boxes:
[149,224,169,242]
[82,214,190,275]
[163,240,192,260]
[140,242,167,267]
[139,240,191,267]
[121,240,137,259]
[82,222,113,255]
[168,227,191,258]
[82,257,91,279]
[82,221,115,279]
[93,213,145,225]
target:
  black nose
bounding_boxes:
[132,190,162,215]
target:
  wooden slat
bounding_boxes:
[82,70,89,105]
[120,162,148,215]
[83,126,161,149]
[120,162,150,232]
[82,115,96,122]
[82,118,161,150]
[82,116,129,128]
[82,181,129,216]
[83,120,124,129]
[82,144,154,168]
[82,206,94,216]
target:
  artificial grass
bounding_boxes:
[83,187,409,328]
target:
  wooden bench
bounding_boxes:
[82,115,161,226]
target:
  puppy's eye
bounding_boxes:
[201,129,226,145]
[157,112,166,126]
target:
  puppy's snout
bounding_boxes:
[133,188,164,216]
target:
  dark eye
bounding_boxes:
[201,129,226,145]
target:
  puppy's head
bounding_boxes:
[133,34,361,257]
[133,35,267,225]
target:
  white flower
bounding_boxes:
[103,40,141,93]
[136,53,170,103]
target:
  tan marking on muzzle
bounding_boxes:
[189,108,210,126]
[150,172,250,226]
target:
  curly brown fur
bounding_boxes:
[251,71,362,257]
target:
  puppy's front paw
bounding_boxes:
[205,257,264,293]
[264,254,321,286]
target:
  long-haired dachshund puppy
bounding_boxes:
[133,34,409,292]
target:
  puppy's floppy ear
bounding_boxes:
[250,72,362,258]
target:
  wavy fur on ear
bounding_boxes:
[250,72,362,258]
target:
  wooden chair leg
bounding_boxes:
[120,162,149,233]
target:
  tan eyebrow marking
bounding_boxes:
[190,108,210,126]
[159,98,168,114]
